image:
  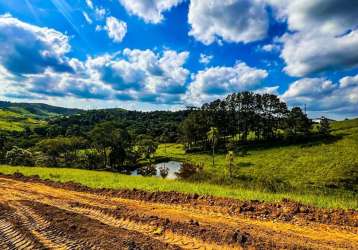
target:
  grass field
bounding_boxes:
[0,109,45,132]
[156,119,358,194]
[0,166,356,209]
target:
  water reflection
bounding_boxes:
[131,161,181,179]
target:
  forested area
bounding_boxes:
[0,92,331,174]
[180,92,329,152]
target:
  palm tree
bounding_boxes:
[207,127,219,167]
[226,150,235,178]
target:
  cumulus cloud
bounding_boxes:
[270,0,358,76]
[282,75,358,115]
[185,62,268,105]
[0,15,193,105]
[340,74,358,88]
[280,29,358,77]
[0,14,73,75]
[105,17,127,43]
[118,0,184,24]
[92,49,190,97]
[188,0,269,45]
[261,43,280,53]
[269,0,358,35]
[199,53,213,65]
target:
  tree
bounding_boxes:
[207,127,219,167]
[36,138,67,167]
[159,166,169,179]
[319,116,331,136]
[285,107,312,137]
[136,135,158,166]
[0,135,7,163]
[226,150,235,178]
[90,122,131,169]
[6,146,34,166]
[159,132,170,154]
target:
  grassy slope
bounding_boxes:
[156,119,358,193]
[0,109,45,132]
[0,166,356,209]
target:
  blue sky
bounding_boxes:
[0,0,357,119]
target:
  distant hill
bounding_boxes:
[0,101,82,119]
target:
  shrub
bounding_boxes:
[138,165,157,177]
[175,162,203,179]
[5,146,34,166]
[159,166,169,179]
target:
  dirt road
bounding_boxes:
[0,175,357,249]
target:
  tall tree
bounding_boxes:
[319,116,331,136]
[226,150,235,178]
[207,127,219,167]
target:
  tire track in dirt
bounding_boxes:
[0,219,38,250]
[70,205,227,249]
[0,180,242,249]
[8,202,99,250]
[0,176,357,249]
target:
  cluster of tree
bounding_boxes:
[45,109,188,142]
[179,92,331,151]
[0,121,158,172]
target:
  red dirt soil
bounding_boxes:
[0,173,357,249]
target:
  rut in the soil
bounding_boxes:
[0,219,38,250]
[9,201,99,250]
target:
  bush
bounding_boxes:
[81,151,104,170]
[33,151,51,167]
[138,165,157,177]
[159,166,169,179]
[175,162,203,179]
[5,146,34,166]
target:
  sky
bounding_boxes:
[0,0,357,119]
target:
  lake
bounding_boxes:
[131,161,182,179]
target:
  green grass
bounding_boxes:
[0,109,45,132]
[156,119,358,195]
[0,166,356,209]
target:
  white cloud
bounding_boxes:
[188,0,269,45]
[0,14,72,75]
[269,0,358,35]
[269,0,358,76]
[280,29,358,77]
[82,11,93,24]
[95,7,106,20]
[105,17,127,43]
[261,43,280,52]
[281,76,358,116]
[96,49,190,96]
[340,74,358,88]
[282,78,336,99]
[199,53,213,65]
[85,0,94,9]
[118,0,183,24]
[255,86,279,95]
[185,62,268,105]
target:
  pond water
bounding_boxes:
[131,161,182,179]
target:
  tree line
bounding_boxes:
[179,91,331,152]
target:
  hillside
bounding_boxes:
[0,101,81,119]
[156,118,358,194]
[0,101,82,132]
